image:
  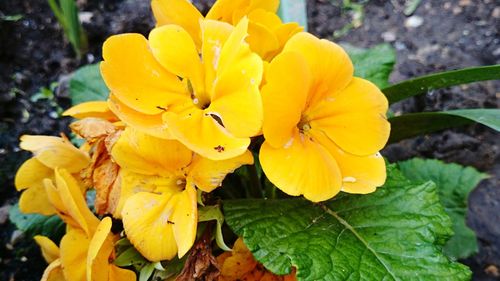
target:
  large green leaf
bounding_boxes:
[9,203,65,241]
[69,63,108,105]
[383,64,500,104]
[278,0,308,30]
[388,109,500,143]
[224,166,471,281]
[397,158,488,260]
[343,43,396,88]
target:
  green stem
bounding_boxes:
[247,164,263,198]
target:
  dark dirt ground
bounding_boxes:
[0,0,498,280]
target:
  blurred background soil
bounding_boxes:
[0,0,498,280]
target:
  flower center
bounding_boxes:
[186,79,209,109]
[297,117,312,133]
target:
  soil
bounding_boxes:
[0,0,498,280]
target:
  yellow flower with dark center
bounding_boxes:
[152,0,302,61]
[39,168,136,281]
[260,32,390,202]
[14,135,90,215]
[101,18,263,161]
[110,128,253,261]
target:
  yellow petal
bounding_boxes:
[208,19,264,138]
[108,94,172,139]
[310,129,386,194]
[261,51,310,148]
[308,78,390,156]
[247,20,279,59]
[248,9,282,28]
[164,109,250,161]
[111,127,192,176]
[283,32,353,108]
[247,0,280,13]
[171,182,198,257]
[216,17,253,84]
[87,217,114,281]
[219,238,258,280]
[41,259,65,281]
[122,190,196,261]
[63,101,118,121]
[149,25,205,101]
[206,0,246,23]
[112,170,180,219]
[45,168,99,236]
[273,23,303,57]
[101,33,187,115]
[15,157,53,191]
[200,19,233,96]
[151,0,203,47]
[34,236,60,263]
[19,184,56,216]
[20,135,90,173]
[207,85,263,138]
[109,265,137,281]
[259,131,342,202]
[212,17,263,99]
[188,150,254,192]
[207,0,279,23]
[60,229,89,281]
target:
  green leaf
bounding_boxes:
[152,257,186,281]
[404,0,422,15]
[342,43,396,88]
[48,0,87,58]
[114,246,148,269]
[397,158,488,259]
[383,64,500,104]
[278,0,308,30]
[69,63,109,105]
[224,166,471,281]
[388,109,500,143]
[198,205,231,251]
[9,203,65,241]
[0,14,23,21]
[140,262,156,281]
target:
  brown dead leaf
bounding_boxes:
[70,118,116,143]
[93,156,119,214]
[79,128,122,215]
[177,223,220,281]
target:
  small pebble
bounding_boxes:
[492,7,500,18]
[79,11,94,24]
[0,205,10,224]
[381,31,396,42]
[458,0,471,6]
[405,16,424,28]
[485,265,500,277]
[10,230,24,245]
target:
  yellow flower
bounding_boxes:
[40,168,136,281]
[152,0,302,61]
[110,128,253,261]
[259,32,390,202]
[101,18,263,160]
[14,135,90,215]
[217,238,297,281]
[34,235,65,281]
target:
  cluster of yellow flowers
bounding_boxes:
[15,0,390,280]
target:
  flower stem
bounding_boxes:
[247,164,263,198]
